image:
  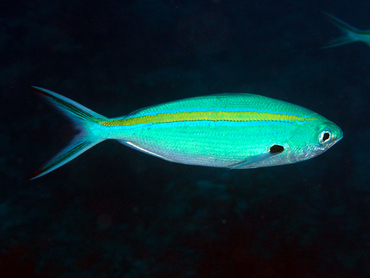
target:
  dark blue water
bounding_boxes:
[1,0,369,277]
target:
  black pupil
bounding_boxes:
[323,132,330,142]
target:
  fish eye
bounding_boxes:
[319,129,331,144]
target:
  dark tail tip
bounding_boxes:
[28,170,43,181]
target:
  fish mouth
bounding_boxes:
[329,126,343,147]
[328,122,343,141]
[337,129,344,141]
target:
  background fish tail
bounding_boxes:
[29,86,107,179]
[321,11,359,48]
[320,36,354,49]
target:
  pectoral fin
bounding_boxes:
[229,144,284,169]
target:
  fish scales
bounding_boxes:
[97,94,316,167]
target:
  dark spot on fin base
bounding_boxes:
[269,145,284,154]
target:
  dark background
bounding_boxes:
[1,0,370,277]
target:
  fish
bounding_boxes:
[28,86,343,179]
[321,11,370,48]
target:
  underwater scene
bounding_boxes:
[2,0,370,277]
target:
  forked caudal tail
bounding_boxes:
[29,86,108,180]
[320,11,362,48]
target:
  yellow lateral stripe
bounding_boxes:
[99,111,314,127]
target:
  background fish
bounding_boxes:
[29,86,342,179]
[321,11,370,48]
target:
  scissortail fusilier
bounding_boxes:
[29,86,343,179]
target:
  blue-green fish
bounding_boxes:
[321,11,370,48]
[29,86,342,179]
